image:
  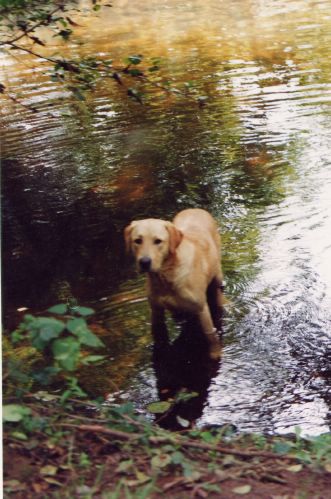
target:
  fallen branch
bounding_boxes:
[59,423,139,441]
[58,423,299,461]
[178,438,297,461]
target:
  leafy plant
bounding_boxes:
[147,389,199,414]
[5,303,105,400]
[0,0,203,109]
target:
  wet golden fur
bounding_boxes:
[124,208,223,358]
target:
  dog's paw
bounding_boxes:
[207,332,222,360]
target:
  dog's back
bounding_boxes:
[173,208,221,251]
[173,209,221,271]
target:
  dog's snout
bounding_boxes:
[139,256,152,272]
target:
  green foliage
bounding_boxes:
[308,433,331,462]
[147,401,172,414]
[2,387,331,496]
[5,303,105,400]
[3,404,31,422]
[4,309,331,497]
[47,303,68,314]
[0,1,204,108]
[146,389,199,427]
[124,54,143,66]
[271,429,331,465]
[273,440,294,455]
[0,1,116,102]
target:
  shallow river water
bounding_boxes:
[2,0,331,435]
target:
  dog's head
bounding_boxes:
[124,218,183,273]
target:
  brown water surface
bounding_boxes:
[2,0,331,435]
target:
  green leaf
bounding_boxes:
[176,415,190,428]
[68,86,86,101]
[60,389,73,404]
[44,477,63,486]
[11,330,24,343]
[151,453,171,469]
[73,306,94,316]
[3,480,25,492]
[11,431,28,441]
[52,337,80,371]
[232,485,252,495]
[40,328,62,342]
[184,469,201,481]
[295,426,302,439]
[79,452,91,467]
[171,451,184,465]
[127,68,144,77]
[202,483,222,493]
[273,441,293,455]
[47,304,68,315]
[28,317,65,350]
[117,459,133,474]
[81,355,105,365]
[32,367,60,385]
[125,54,143,65]
[58,28,72,40]
[36,317,66,334]
[3,404,31,422]
[175,390,199,403]
[66,318,104,347]
[147,401,171,414]
[287,464,303,473]
[34,391,59,401]
[40,465,58,476]
[292,450,312,464]
[135,470,150,484]
[201,431,215,443]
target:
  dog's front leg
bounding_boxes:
[199,304,221,360]
[150,304,168,344]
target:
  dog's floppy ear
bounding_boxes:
[124,222,136,252]
[166,222,183,254]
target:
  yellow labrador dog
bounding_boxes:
[124,208,223,359]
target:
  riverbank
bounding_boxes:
[4,397,331,498]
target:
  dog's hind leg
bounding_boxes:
[207,274,224,328]
[199,304,222,360]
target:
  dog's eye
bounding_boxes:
[134,238,143,245]
[154,238,162,245]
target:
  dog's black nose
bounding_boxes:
[139,256,152,272]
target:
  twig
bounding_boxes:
[59,423,139,441]
[57,422,299,461]
[0,6,63,46]
[23,393,100,408]
[178,438,298,461]
[261,473,288,484]
[162,477,186,492]
[3,90,38,113]
[6,42,59,64]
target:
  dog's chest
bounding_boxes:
[148,275,200,313]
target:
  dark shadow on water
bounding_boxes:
[152,311,222,430]
[2,159,128,323]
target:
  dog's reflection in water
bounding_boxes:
[152,314,222,430]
